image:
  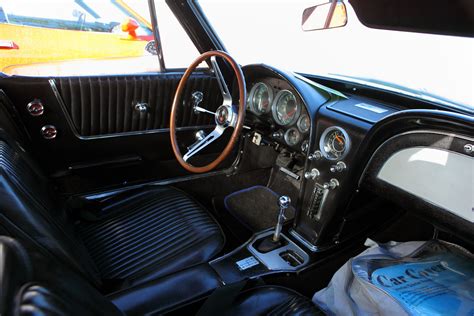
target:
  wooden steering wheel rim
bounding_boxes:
[170,50,246,173]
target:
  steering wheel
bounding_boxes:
[170,50,246,173]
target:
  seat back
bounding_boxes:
[0,236,122,316]
[0,96,101,285]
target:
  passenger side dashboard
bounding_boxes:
[241,64,473,250]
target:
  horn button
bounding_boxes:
[215,105,233,127]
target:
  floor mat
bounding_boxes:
[224,185,295,232]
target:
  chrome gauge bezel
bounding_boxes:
[319,126,351,160]
[297,114,310,133]
[284,127,301,147]
[271,90,300,126]
[248,82,273,115]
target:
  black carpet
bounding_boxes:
[224,185,295,232]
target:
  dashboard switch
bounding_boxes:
[308,150,322,161]
[330,161,347,173]
[272,130,283,139]
[304,168,320,180]
[323,178,339,190]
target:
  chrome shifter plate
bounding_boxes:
[248,231,309,271]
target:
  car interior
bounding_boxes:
[0,0,473,315]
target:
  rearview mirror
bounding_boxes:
[301,1,347,31]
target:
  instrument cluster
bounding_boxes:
[247,81,310,152]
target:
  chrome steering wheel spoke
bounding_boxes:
[183,125,225,162]
[194,105,215,116]
[210,56,232,106]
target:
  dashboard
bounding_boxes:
[241,64,474,249]
[246,78,311,153]
[244,75,355,166]
[246,79,352,161]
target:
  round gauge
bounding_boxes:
[284,128,301,146]
[297,114,310,133]
[319,126,351,160]
[249,82,273,115]
[272,90,300,126]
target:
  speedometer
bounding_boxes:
[249,82,273,115]
[319,126,351,160]
[272,90,300,126]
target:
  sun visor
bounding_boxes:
[349,0,474,37]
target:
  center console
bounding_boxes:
[210,196,311,284]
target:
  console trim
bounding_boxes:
[289,229,319,252]
[248,231,309,271]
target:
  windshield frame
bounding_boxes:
[194,0,473,113]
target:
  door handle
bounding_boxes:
[134,102,149,114]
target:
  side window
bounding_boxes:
[154,2,202,69]
[0,0,202,76]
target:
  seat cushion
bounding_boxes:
[228,286,325,316]
[76,186,224,288]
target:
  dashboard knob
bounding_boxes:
[330,161,347,173]
[308,150,323,161]
[304,168,320,180]
[272,130,283,139]
[323,178,339,190]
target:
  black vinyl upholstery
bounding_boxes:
[229,287,325,316]
[77,187,224,287]
[0,236,124,316]
[56,74,221,136]
[1,236,324,316]
[0,123,224,290]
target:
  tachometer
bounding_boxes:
[319,126,351,160]
[272,90,300,126]
[284,127,301,146]
[249,82,273,115]
[297,114,310,133]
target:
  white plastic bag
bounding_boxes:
[313,240,474,316]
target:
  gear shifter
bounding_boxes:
[254,195,291,253]
[273,195,290,242]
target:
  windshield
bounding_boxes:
[199,0,473,112]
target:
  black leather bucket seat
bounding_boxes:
[0,115,224,290]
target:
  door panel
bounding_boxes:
[55,74,221,136]
[0,72,234,195]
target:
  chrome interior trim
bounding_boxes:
[247,231,309,271]
[48,79,214,140]
[210,56,232,106]
[183,125,225,162]
[289,229,319,252]
[84,166,233,200]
